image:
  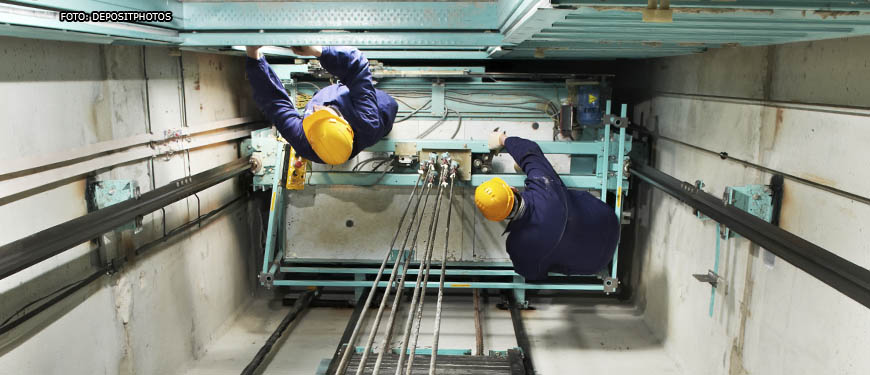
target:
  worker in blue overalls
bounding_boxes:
[245,46,398,165]
[474,131,620,280]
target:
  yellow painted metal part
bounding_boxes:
[286,147,308,190]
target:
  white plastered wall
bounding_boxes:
[632,36,870,375]
[0,38,260,374]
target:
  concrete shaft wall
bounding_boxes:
[633,36,870,375]
[0,37,259,374]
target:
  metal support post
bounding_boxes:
[431,81,446,117]
[610,103,628,279]
[599,100,612,202]
[261,145,288,287]
[512,275,527,309]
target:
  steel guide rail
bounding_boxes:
[631,163,870,309]
[0,157,252,281]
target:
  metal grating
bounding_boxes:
[342,353,523,375]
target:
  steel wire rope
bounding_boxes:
[334,173,425,375]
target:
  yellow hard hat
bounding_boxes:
[474,177,515,221]
[302,109,354,165]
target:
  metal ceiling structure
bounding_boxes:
[1,0,869,59]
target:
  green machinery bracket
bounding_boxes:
[694,182,777,317]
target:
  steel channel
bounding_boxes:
[394,165,448,375]
[429,173,456,374]
[505,291,535,375]
[0,157,251,281]
[326,292,369,375]
[334,173,424,375]
[358,168,437,375]
[241,289,317,375]
[631,163,870,309]
[473,288,484,356]
[403,164,449,375]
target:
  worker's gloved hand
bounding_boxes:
[488,130,507,152]
[245,46,262,59]
[290,46,323,58]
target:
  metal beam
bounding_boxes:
[0,158,252,281]
[272,280,605,291]
[182,1,500,30]
[181,32,505,47]
[551,0,870,11]
[631,163,870,309]
[326,292,369,375]
[307,172,607,189]
[365,139,627,155]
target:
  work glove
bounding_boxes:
[488,129,506,153]
[290,46,323,57]
[245,45,262,59]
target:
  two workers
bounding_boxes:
[244,46,618,280]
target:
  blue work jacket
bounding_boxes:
[245,47,398,163]
[503,137,620,280]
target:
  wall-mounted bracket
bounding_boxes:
[89,180,142,233]
[720,184,776,239]
[693,270,725,289]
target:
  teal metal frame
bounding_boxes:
[254,100,632,304]
[259,144,287,285]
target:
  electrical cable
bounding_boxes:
[391,96,422,111]
[0,268,105,329]
[446,96,557,119]
[352,156,392,172]
[648,131,870,207]
[0,267,107,336]
[416,109,449,139]
[395,99,432,123]
[449,109,463,140]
